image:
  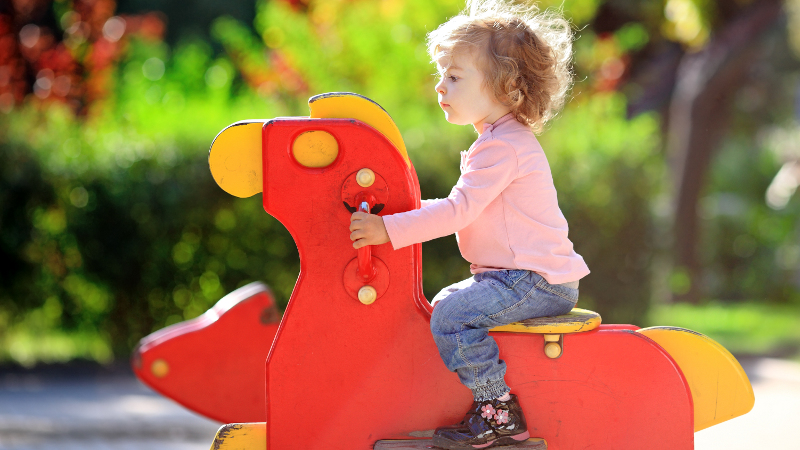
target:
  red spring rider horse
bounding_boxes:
[132,92,754,450]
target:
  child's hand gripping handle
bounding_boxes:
[356,194,377,283]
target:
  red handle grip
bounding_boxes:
[356,193,377,283]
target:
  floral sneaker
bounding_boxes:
[432,394,530,449]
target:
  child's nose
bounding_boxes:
[434,79,445,94]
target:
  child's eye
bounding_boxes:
[449,75,458,82]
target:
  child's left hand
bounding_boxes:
[349,212,390,249]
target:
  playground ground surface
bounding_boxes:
[0,356,798,450]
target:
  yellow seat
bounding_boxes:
[491,308,601,334]
[490,308,601,359]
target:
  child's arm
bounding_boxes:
[383,139,518,249]
[349,212,390,249]
[349,199,439,248]
[348,140,517,250]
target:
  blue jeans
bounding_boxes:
[430,270,579,401]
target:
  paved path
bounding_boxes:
[0,364,218,450]
[0,357,798,449]
[695,357,800,450]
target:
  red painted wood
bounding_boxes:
[260,119,695,450]
[132,282,280,423]
[499,329,693,449]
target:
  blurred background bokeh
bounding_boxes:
[1,0,799,369]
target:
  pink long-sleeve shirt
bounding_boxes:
[383,114,589,285]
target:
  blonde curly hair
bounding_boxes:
[428,0,574,133]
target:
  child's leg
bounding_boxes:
[430,269,577,401]
[430,270,578,449]
[430,276,477,308]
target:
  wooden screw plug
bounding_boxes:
[544,334,562,359]
[357,168,375,187]
[358,285,378,305]
[151,359,170,378]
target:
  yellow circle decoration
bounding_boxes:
[151,359,170,378]
[292,130,339,168]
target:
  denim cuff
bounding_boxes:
[470,379,510,401]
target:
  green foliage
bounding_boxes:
[697,131,800,305]
[648,301,800,358]
[542,93,663,323]
[2,0,665,365]
[614,23,650,53]
[0,34,295,365]
[0,118,300,364]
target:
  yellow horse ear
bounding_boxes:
[208,121,264,198]
[209,93,409,198]
[309,93,410,167]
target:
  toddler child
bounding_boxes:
[349,0,589,448]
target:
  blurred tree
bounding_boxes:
[5,0,798,366]
[666,0,783,303]
[0,0,166,115]
[597,0,793,302]
[0,0,664,364]
[115,0,257,44]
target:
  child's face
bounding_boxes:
[434,51,510,131]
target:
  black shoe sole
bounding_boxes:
[431,431,531,449]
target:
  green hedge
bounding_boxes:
[0,91,662,366]
[0,0,664,366]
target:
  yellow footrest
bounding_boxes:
[209,423,266,450]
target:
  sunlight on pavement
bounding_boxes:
[695,358,800,450]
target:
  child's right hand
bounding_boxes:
[349,212,390,249]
